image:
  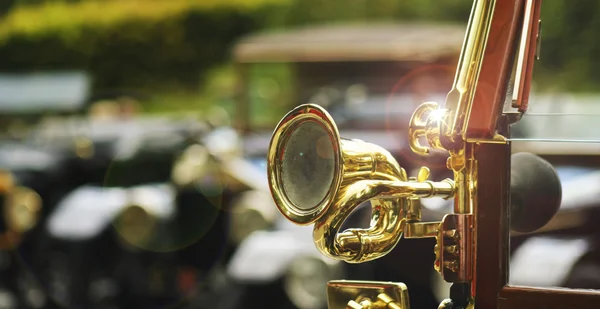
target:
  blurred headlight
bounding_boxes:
[113,204,158,249]
[229,190,278,245]
[4,186,42,234]
[284,255,344,309]
[73,137,95,159]
[171,144,212,188]
[0,170,42,234]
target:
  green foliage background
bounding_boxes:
[0,0,287,91]
[0,0,598,101]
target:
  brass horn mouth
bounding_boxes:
[268,104,343,225]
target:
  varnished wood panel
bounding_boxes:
[499,286,600,309]
[473,139,511,309]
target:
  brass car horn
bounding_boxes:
[266,0,548,307]
[267,104,454,263]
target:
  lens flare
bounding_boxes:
[384,64,456,170]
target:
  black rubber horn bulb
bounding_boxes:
[510,152,562,233]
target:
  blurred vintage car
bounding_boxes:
[0,69,271,309]
[24,114,200,309]
[234,23,464,168]
[223,22,468,309]
[23,112,267,309]
[0,71,96,309]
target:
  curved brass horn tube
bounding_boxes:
[339,138,407,182]
[313,179,454,263]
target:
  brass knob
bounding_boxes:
[417,167,431,182]
[408,102,444,156]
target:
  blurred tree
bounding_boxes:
[0,0,599,93]
[0,0,288,91]
[261,0,471,27]
[0,0,17,16]
[533,0,600,91]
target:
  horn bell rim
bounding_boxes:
[267,104,343,225]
